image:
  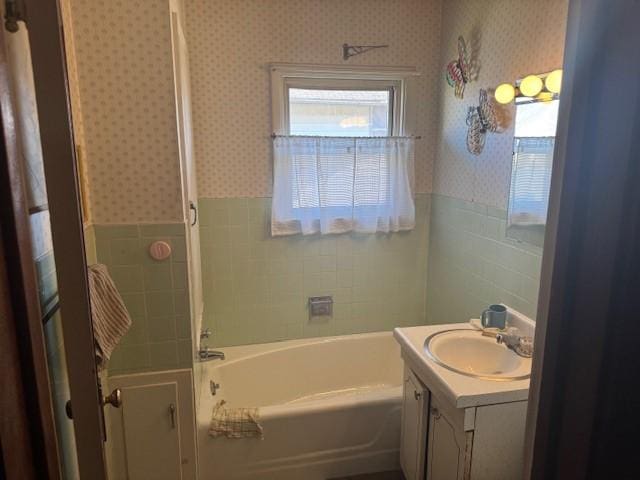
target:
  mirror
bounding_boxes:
[506,91,560,247]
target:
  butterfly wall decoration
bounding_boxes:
[446,36,471,99]
[466,89,499,155]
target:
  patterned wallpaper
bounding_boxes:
[66,0,184,223]
[185,0,442,198]
[434,0,568,209]
[63,0,568,218]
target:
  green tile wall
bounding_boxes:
[92,223,192,375]
[199,194,431,347]
[427,194,543,324]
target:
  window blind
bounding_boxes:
[508,137,555,226]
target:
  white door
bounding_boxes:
[3,18,83,478]
[426,396,467,480]
[5,3,111,478]
[170,1,203,350]
[401,367,429,480]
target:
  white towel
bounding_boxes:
[88,264,132,369]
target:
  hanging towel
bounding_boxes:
[87,264,132,369]
[209,400,263,439]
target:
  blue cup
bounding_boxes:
[481,304,507,329]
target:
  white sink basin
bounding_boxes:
[424,329,531,381]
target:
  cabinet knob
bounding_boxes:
[414,391,422,400]
[430,406,441,419]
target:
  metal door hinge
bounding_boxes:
[4,0,26,33]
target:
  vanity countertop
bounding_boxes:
[394,323,531,409]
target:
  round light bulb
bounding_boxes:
[494,83,516,104]
[536,91,555,102]
[545,69,563,94]
[520,74,544,97]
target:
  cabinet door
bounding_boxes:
[426,396,467,480]
[121,382,182,480]
[400,368,429,480]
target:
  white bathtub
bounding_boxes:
[196,331,403,480]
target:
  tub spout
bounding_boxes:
[199,346,225,361]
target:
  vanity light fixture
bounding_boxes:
[494,69,563,104]
[545,69,563,94]
[494,83,516,104]
[519,75,544,97]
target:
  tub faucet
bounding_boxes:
[198,346,225,361]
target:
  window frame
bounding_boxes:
[285,80,398,137]
[270,63,419,138]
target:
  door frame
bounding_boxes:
[19,0,108,478]
[168,0,204,352]
[0,24,60,477]
[524,0,640,478]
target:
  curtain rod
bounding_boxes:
[270,133,422,140]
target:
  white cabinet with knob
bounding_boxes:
[400,365,527,480]
[400,367,428,480]
[105,369,197,480]
[394,321,534,480]
[426,394,468,480]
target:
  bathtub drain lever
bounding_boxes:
[210,380,220,396]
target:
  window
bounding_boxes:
[271,64,417,137]
[288,88,392,137]
[270,65,419,236]
[508,98,559,226]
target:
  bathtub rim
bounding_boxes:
[199,330,397,369]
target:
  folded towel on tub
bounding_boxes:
[87,264,132,370]
[209,400,263,439]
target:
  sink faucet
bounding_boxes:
[495,332,533,358]
[198,346,225,361]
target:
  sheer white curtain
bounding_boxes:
[508,137,555,226]
[271,136,415,236]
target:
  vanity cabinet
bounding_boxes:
[400,365,528,480]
